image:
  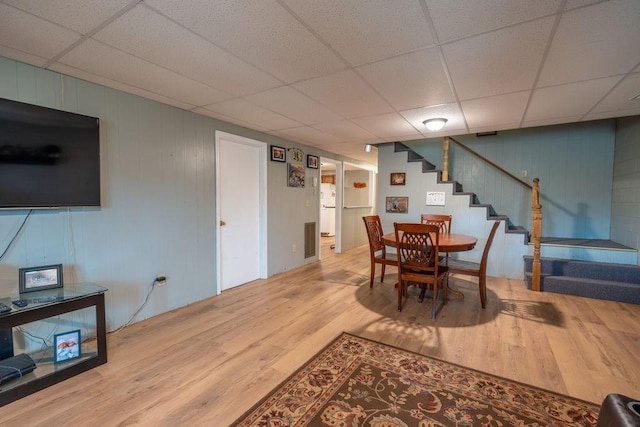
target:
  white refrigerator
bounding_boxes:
[320,183,336,236]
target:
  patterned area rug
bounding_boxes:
[232,333,600,426]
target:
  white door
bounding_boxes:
[216,132,266,292]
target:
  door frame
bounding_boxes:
[214,131,268,294]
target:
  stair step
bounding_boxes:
[524,256,640,305]
[524,273,640,305]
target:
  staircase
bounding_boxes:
[524,256,640,304]
[395,142,529,242]
[391,142,639,294]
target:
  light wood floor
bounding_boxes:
[2,241,639,426]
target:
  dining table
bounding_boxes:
[382,231,478,300]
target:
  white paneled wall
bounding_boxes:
[0,59,218,332]
[0,57,375,331]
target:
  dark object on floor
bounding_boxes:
[597,393,640,426]
[330,244,335,250]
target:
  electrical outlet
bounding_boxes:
[155,274,167,286]
[292,244,297,253]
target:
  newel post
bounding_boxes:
[442,136,450,181]
[531,178,542,291]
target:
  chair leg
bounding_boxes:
[479,275,487,309]
[369,262,375,288]
[431,282,439,319]
[397,280,404,311]
[380,263,386,283]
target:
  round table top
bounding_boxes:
[383,232,477,252]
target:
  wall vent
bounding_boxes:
[305,222,316,258]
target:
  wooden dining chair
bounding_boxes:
[447,220,501,309]
[362,215,397,288]
[394,222,449,318]
[421,214,452,264]
[420,214,452,234]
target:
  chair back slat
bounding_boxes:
[363,215,385,252]
[395,223,440,272]
[420,214,452,234]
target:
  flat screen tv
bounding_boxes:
[0,97,100,209]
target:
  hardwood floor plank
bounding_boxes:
[1,243,639,424]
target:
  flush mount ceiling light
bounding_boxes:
[364,144,374,152]
[423,118,448,131]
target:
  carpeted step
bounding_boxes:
[523,256,640,305]
[541,275,640,304]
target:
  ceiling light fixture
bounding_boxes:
[423,118,448,131]
[364,144,373,152]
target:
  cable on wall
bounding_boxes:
[0,210,33,262]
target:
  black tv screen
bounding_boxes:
[0,98,100,209]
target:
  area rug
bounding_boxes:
[232,332,600,426]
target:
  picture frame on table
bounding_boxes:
[307,155,319,169]
[53,329,81,363]
[19,263,63,294]
[270,145,286,162]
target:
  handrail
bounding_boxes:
[443,136,541,291]
[448,137,532,190]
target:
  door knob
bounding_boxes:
[220,220,226,226]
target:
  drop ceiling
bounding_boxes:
[1,0,639,165]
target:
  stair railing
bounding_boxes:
[443,136,542,291]
[531,178,542,291]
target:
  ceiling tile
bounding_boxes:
[280,0,435,66]
[192,107,269,132]
[3,0,133,34]
[351,113,421,139]
[0,45,48,68]
[538,0,640,86]
[462,91,530,129]
[94,5,282,97]
[426,0,561,43]
[274,126,341,146]
[0,3,80,59]
[357,47,455,111]
[50,62,196,111]
[56,39,231,106]
[200,98,301,130]
[524,76,621,122]
[591,73,640,114]
[312,120,377,142]
[246,86,342,125]
[583,107,640,122]
[146,0,346,83]
[294,70,392,118]
[443,16,555,100]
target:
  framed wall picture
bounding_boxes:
[390,172,406,185]
[270,145,286,162]
[386,196,409,213]
[19,263,63,293]
[54,329,81,363]
[288,163,305,187]
[307,155,319,169]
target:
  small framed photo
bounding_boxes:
[270,145,286,162]
[19,263,63,294]
[307,154,319,169]
[390,172,406,186]
[54,330,81,363]
[386,196,409,213]
[288,163,305,187]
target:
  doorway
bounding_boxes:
[319,158,342,258]
[215,131,267,293]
